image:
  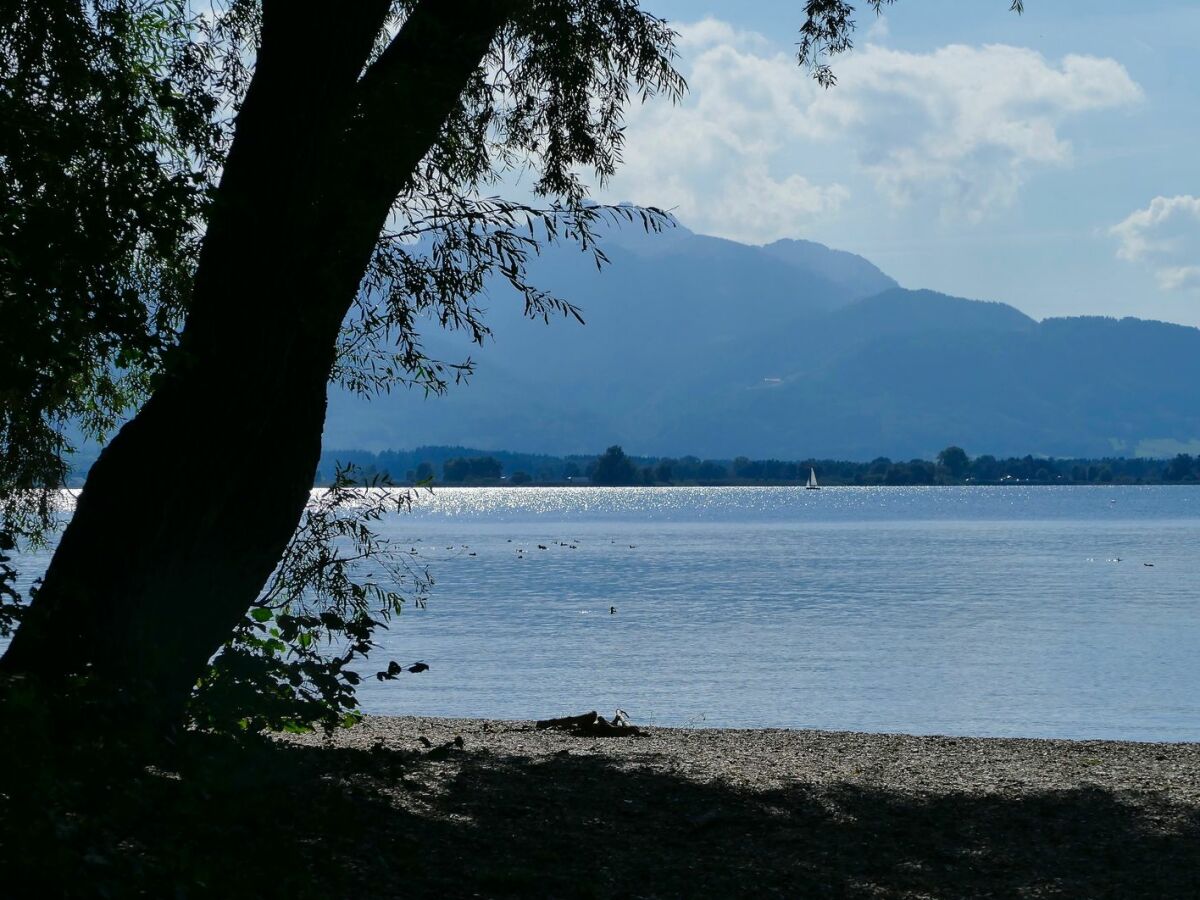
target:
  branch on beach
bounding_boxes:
[537,709,645,737]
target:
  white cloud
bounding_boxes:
[673,17,768,53]
[1111,196,1200,291]
[604,36,848,243]
[865,14,890,44]
[826,44,1142,218]
[602,22,1142,241]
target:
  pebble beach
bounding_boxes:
[281,716,1200,897]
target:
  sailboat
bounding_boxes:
[805,467,820,490]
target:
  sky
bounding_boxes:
[584,0,1200,327]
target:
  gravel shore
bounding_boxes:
[281,716,1200,898]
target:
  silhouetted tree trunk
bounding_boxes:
[1,1,510,727]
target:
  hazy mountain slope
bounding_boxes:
[323,225,1200,459]
[327,224,861,454]
[645,311,1200,459]
[761,238,898,300]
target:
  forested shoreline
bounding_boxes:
[302,444,1200,488]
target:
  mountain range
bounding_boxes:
[323,218,1200,460]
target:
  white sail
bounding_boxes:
[806,467,819,489]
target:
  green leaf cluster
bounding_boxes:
[0,1,258,542]
[189,464,429,735]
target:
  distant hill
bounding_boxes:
[323,221,1200,460]
[760,238,897,301]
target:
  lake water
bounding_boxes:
[8,486,1200,740]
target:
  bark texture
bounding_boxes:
[1,1,511,725]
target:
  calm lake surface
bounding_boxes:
[10,486,1200,740]
[351,485,1200,741]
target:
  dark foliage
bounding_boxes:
[310,443,1191,487]
[589,444,640,485]
[0,1,260,542]
[442,455,503,483]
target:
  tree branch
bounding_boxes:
[342,0,516,204]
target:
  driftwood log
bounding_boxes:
[535,710,644,737]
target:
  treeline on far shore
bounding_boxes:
[315,444,1200,487]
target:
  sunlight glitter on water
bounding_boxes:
[396,484,1194,523]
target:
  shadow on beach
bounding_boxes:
[4,730,1198,898]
